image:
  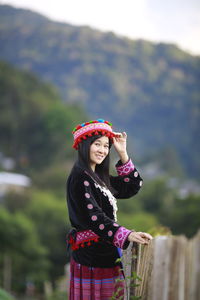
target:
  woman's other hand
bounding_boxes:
[113,132,129,163]
[128,231,153,245]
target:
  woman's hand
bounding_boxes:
[128,231,153,245]
[113,132,129,163]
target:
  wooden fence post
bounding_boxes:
[123,230,200,300]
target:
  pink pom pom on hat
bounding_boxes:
[72,119,115,150]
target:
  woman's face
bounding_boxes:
[89,136,109,171]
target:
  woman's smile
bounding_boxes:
[95,154,105,159]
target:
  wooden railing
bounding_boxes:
[122,230,200,300]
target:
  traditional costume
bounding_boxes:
[66,119,143,299]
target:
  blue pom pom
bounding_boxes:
[97,119,104,123]
[81,123,85,127]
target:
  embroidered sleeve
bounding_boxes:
[110,159,143,199]
[113,226,132,249]
[116,159,135,176]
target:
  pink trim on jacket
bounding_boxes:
[113,226,132,248]
[68,229,99,250]
[116,159,135,176]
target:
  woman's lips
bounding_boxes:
[96,155,104,159]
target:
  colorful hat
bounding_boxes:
[72,119,115,150]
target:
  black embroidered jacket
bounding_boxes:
[66,159,143,268]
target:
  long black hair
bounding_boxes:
[72,134,112,188]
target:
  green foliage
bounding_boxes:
[0,60,86,174]
[118,211,159,232]
[112,256,142,299]
[0,288,15,300]
[0,207,49,292]
[0,186,70,293]
[0,53,84,296]
[130,296,142,300]
[160,194,200,237]
[137,178,200,237]
[24,189,70,282]
[116,177,200,238]
[117,195,143,214]
[137,177,175,214]
[31,162,71,197]
[148,225,172,237]
[3,190,32,213]
[46,290,67,300]
[0,207,45,256]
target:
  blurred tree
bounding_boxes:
[137,178,175,214]
[118,211,159,232]
[24,189,70,285]
[0,207,48,293]
[160,193,200,237]
[0,61,87,174]
[136,178,200,237]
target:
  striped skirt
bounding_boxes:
[69,259,125,300]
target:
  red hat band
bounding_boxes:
[72,120,114,150]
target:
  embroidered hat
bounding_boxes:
[72,119,115,150]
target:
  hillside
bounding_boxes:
[0,5,200,178]
[0,60,86,173]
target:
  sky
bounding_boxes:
[1,0,200,55]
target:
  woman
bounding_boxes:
[66,119,152,300]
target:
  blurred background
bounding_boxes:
[0,0,200,299]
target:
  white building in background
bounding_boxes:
[0,172,31,197]
[0,152,15,170]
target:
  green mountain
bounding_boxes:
[0,60,85,173]
[0,5,200,178]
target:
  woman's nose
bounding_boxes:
[97,146,104,153]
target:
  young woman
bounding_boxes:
[66,119,152,299]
